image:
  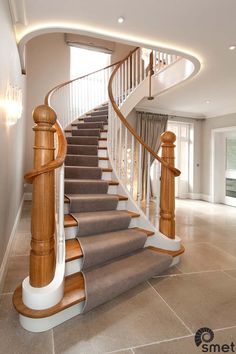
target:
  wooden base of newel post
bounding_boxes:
[159,131,176,239]
[30,105,57,287]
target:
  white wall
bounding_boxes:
[25,33,71,177]
[201,112,236,199]
[0,0,26,272]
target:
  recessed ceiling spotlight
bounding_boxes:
[229,45,236,50]
[118,16,125,24]
[205,100,211,104]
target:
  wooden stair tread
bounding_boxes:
[65,239,83,261]
[13,272,85,319]
[64,210,140,228]
[102,168,112,172]
[99,157,109,160]
[98,147,107,150]
[131,227,155,237]
[147,244,185,257]
[98,138,107,141]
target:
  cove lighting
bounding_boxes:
[117,17,125,24]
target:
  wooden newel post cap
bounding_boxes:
[33,105,57,126]
[160,131,176,144]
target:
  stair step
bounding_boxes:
[65,155,99,167]
[66,136,99,146]
[72,129,101,137]
[82,249,172,312]
[65,227,155,262]
[65,166,102,180]
[67,145,98,156]
[65,179,108,194]
[64,194,127,203]
[13,272,85,319]
[64,210,140,228]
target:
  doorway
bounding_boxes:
[212,127,236,207]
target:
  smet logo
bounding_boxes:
[195,327,235,353]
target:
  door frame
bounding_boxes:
[211,126,236,204]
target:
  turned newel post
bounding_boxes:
[30,105,56,287]
[159,131,176,239]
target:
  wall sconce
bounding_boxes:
[4,84,23,126]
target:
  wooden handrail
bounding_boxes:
[108,48,181,177]
[44,61,121,106]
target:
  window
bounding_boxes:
[70,46,111,79]
[167,121,193,198]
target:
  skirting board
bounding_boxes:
[0,195,24,293]
[178,193,212,202]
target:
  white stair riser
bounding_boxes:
[65,259,83,276]
[19,302,84,332]
[98,149,107,158]
[99,140,107,148]
[98,160,109,168]
[100,132,107,138]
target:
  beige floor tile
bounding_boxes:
[152,266,182,277]
[11,232,31,256]
[214,241,236,258]
[53,283,190,354]
[177,243,236,272]
[133,326,236,354]
[150,271,236,332]
[224,269,236,279]
[3,256,29,293]
[0,294,53,354]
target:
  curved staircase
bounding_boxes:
[12,47,193,332]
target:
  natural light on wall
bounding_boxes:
[70,46,111,79]
[0,83,23,126]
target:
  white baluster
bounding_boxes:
[132,53,134,92]
[146,152,151,218]
[154,161,161,228]
[130,135,134,197]
[119,120,122,178]
[124,127,128,184]
[139,48,143,83]
[135,50,138,87]
[137,143,142,205]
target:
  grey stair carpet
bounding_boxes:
[89,111,108,116]
[72,129,101,136]
[66,136,99,145]
[82,249,172,313]
[84,116,108,123]
[66,194,119,213]
[65,166,102,180]
[65,179,108,194]
[64,103,173,313]
[71,210,131,237]
[78,229,147,269]
[65,155,98,167]
[67,144,98,156]
[77,122,104,129]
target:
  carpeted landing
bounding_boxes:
[65,104,172,313]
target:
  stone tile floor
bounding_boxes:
[1,199,236,354]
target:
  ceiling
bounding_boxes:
[10,0,236,118]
